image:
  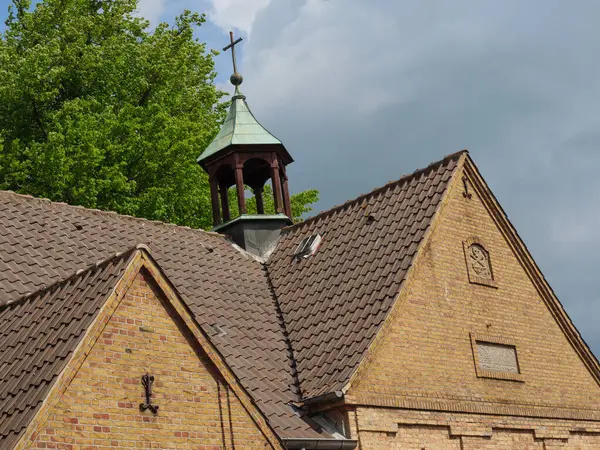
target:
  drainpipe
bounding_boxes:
[282,438,358,450]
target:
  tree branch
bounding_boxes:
[31,100,48,140]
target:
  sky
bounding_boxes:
[1,0,600,359]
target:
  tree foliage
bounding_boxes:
[0,0,318,229]
[229,185,319,219]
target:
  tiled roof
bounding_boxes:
[0,249,136,448]
[267,151,464,399]
[0,150,464,443]
[0,191,323,440]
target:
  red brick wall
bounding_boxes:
[26,270,274,449]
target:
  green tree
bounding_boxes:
[0,0,318,229]
[229,185,319,219]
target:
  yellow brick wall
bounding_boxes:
[26,270,274,450]
[345,161,600,448]
[348,405,600,449]
[360,426,462,449]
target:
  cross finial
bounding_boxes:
[223,31,243,86]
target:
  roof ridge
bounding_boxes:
[0,245,142,311]
[283,149,468,232]
[0,190,223,238]
[229,91,239,140]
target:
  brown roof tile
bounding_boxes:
[267,151,464,399]
[0,192,324,441]
[0,150,464,443]
[0,248,136,448]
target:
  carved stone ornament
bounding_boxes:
[463,237,497,288]
[468,244,491,278]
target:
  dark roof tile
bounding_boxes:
[0,191,324,442]
[0,150,465,444]
[0,249,135,448]
[267,151,463,399]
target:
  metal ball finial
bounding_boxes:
[230,72,243,86]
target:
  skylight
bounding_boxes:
[294,234,322,259]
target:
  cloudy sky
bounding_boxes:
[1,0,600,358]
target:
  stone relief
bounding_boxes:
[463,238,496,287]
[468,244,492,279]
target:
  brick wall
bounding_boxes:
[347,408,600,449]
[26,270,274,449]
[344,160,600,448]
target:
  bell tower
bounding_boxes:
[197,32,293,257]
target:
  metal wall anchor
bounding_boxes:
[139,373,159,414]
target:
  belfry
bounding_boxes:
[197,32,293,257]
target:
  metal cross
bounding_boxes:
[223,31,243,74]
[139,373,159,414]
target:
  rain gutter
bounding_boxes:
[301,390,344,406]
[282,438,358,450]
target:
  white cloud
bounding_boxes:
[136,0,166,24]
[242,1,527,114]
[244,1,395,112]
[207,0,271,35]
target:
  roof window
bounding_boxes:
[294,234,322,259]
[209,323,228,337]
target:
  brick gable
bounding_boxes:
[0,190,314,440]
[342,156,600,448]
[18,254,281,450]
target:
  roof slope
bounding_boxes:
[267,151,464,399]
[0,249,135,448]
[0,191,320,440]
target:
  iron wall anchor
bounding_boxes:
[139,373,159,414]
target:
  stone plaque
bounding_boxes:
[477,341,519,373]
[468,244,492,279]
[463,238,497,288]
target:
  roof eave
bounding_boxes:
[197,142,294,168]
[301,390,344,406]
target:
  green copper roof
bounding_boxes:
[197,86,282,164]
